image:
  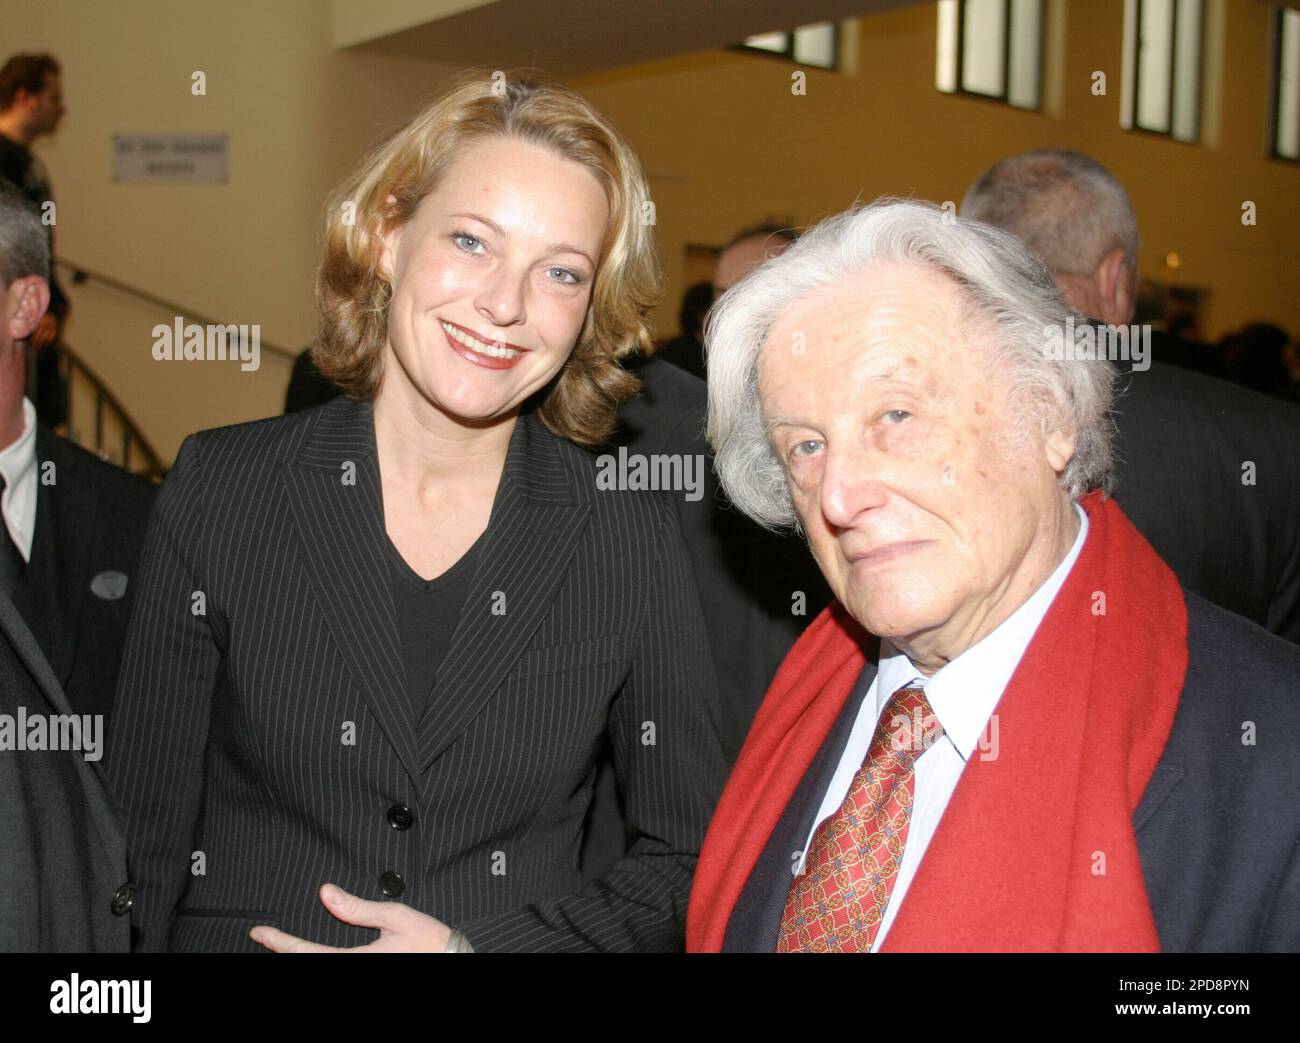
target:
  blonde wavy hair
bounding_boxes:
[313,70,662,446]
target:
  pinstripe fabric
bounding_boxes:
[108,395,727,952]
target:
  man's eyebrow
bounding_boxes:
[451,212,595,267]
[763,416,803,434]
[760,363,921,433]
[860,362,915,385]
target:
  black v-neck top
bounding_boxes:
[384,530,486,721]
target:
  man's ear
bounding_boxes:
[5,276,51,341]
[1044,424,1077,477]
[1091,248,1133,326]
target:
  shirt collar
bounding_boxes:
[0,396,37,488]
[876,502,1090,762]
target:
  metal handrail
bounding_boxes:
[55,258,299,360]
[56,343,166,481]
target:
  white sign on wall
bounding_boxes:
[112,134,229,182]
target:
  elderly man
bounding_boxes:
[687,200,1300,953]
[961,149,1300,642]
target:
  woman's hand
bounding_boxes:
[249,883,454,952]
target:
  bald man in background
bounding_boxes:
[712,225,787,300]
[962,149,1300,641]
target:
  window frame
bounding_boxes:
[734,24,840,72]
[1269,5,1300,163]
[938,0,1044,112]
[1127,0,1205,142]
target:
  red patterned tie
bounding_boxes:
[776,684,942,953]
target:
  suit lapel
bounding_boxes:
[416,413,591,772]
[283,397,422,787]
[20,428,89,689]
[1133,763,1186,832]
[0,588,117,804]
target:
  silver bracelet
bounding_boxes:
[445,928,474,953]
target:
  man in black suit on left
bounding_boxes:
[0,179,155,731]
[0,177,137,951]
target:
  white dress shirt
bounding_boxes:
[796,503,1089,950]
[0,396,38,563]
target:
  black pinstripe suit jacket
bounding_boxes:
[108,395,727,952]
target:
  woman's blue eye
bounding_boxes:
[547,267,581,285]
[453,232,482,253]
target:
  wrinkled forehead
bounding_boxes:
[757,263,983,394]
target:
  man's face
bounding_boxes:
[27,74,64,135]
[759,262,1077,667]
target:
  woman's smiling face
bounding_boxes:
[377,134,610,426]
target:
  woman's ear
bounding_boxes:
[375,193,401,283]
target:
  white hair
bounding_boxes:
[705,197,1116,531]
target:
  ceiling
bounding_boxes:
[333,0,928,75]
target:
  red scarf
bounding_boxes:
[687,492,1188,952]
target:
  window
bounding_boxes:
[1121,0,1204,141]
[936,0,1043,110]
[1272,6,1300,160]
[739,23,838,70]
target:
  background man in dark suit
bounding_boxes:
[0,179,156,734]
[625,223,831,757]
[580,227,831,880]
[962,149,1300,641]
[284,344,343,414]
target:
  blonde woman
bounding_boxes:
[110,73,726,953]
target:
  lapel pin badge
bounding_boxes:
[90,571,129,600]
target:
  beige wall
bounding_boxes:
[570,0,1299,344]
[4,0,1296,462]
[3,0,461,462]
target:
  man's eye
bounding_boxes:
[883,409,911,423]
[789,439,823,460]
